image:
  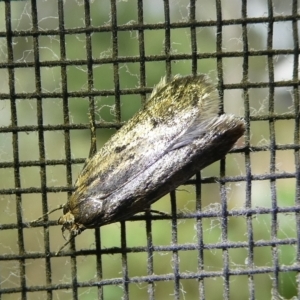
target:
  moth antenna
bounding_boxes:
[30,204,64,224]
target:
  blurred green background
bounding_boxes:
[0,0,298,299]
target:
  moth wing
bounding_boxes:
[167,118,213,150]
[78,117,214,204]
[74,75,218,203]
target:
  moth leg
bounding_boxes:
[55,235,76,255]
[143,209,170,217]
[88,109,97,158]
[56,224,85,255]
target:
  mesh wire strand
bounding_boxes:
[0,0,299,300]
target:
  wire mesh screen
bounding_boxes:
[0,0,299,299]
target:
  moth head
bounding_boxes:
[56,210,86,254]
[58,211,85,235]
[29,204,85,254]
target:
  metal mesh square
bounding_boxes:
[0,0,299,299]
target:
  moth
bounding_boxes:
[36,74,245,253]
